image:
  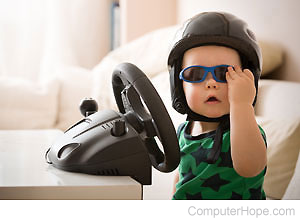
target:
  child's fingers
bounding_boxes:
[234,65,243,77]
[227,66,236,80]
[243,69,254,81]
[225,71,232,82]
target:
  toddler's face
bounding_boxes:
[182,45,241,118]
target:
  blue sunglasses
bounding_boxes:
[179,65,233,83]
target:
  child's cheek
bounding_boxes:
[220,86,231,113]
[183,82,203,109]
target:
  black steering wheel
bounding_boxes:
[112,63,180,173]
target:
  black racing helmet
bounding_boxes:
[168,11,262,121]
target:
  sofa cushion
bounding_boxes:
[256,116,300,199]
[0,76,59,129]
[53,67,93,130]
[282,151,300,199]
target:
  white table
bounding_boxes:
[0,130,142,199]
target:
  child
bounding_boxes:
[168,12,267,199]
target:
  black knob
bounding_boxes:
[111,120,126,137]
[79,98,98,117]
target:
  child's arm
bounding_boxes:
[173,171,179,196]
[226,66,267,178]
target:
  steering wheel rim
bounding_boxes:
[112,63,180,173]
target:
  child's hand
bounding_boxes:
[225,66,256,106]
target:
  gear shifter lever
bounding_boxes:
[79,98,98,117]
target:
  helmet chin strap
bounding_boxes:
[207,117,230,164]
[186,108,230,164]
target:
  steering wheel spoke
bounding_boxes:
[122,84,157,138]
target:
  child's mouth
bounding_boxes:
[205,96,220,104]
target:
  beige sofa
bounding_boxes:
[1,25,299,200]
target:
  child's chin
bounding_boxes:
[191,108,229,118]
[203,112,228,118]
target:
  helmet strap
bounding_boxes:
[186,110,230,164]
[207,117,230,164]
[186,110,229,122]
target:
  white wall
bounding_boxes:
[0,0,112,80]
[176,0,300,82]
[119,0,176,45]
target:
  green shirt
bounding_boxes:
[173,121,267,200]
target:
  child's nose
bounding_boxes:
[205,72,219,89]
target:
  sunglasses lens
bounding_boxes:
[182,67,205,82]
[214,66,228,82]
